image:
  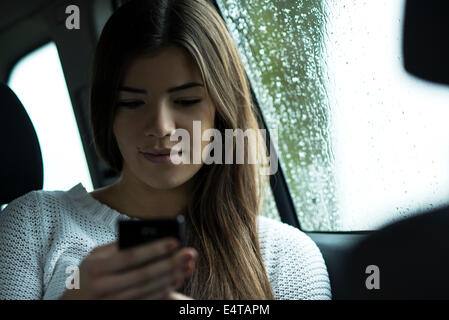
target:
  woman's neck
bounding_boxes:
[90,173,192,220]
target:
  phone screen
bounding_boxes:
[118,215,185,250]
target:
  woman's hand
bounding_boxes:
[167,292,194,300]
[59,238,197,300]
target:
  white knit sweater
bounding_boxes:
[0,183,331,300]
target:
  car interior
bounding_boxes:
[1,0,448,300]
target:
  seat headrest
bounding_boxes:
[0,82,43,205]
[403,1,449,85]
[342,206,449,299]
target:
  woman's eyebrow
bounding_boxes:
[167,82,203,93]
[118,82,203,95]
[119,86,147,94]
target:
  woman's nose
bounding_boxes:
[143,102,176,138]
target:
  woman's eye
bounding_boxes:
[175,99,201,106]
[118,100,145,108]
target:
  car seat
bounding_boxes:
[0,82,43,208]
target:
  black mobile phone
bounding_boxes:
[118,215,185,250]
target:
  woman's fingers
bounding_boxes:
[101,248,197,300]
[89,241,119,259]
[94,238,180,275]
[101,271,180,300]
[95,247,196,296]
[166,292,194,300]
[74,239,198,300]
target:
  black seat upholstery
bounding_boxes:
[340,206,449,299]
[0,82,43,206]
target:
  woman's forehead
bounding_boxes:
[122,46,202,86]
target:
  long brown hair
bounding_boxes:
[90,0,274,299]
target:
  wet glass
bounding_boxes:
[217,0,449,231]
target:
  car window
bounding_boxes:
[216,0,449,231]
[8,42,94,193]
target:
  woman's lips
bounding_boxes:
[140,151,182,164]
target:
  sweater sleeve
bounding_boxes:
[0,191,43,299]
[259,216,332,300]
[278,227,332,300]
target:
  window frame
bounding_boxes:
[6,40,95,193]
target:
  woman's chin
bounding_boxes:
[141,176,190,190]
[136,164,202,190]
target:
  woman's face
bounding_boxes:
[113,45,216,190]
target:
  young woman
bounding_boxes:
[0,0,331,300]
